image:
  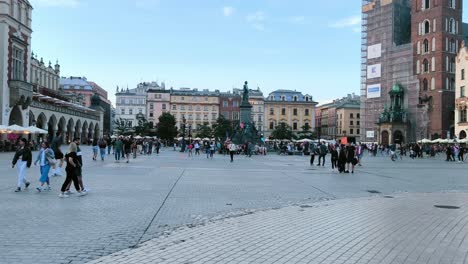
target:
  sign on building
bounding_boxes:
[367,84,381,98]
[367,64,381,79]
[367,43,382,59]
[366,131,375,138]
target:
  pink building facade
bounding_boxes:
[146,88,170,126]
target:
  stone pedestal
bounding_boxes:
[240,103,253,124]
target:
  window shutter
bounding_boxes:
[432,38,436,52]
[417,60,421,74]
[417,41,421,54]
[433,19,436,32]
[432,57,435,71]
[446,18,448,32]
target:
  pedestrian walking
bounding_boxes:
[229,142,236,162]
[12,138,32,192]
[331,145,338,170]
[345,143,356,173]
[59,142,86,198]
[124,138,132,163]
[356,143,364,166]
[53,145,64,177]
[317,142,327,166]
[210,142,215,158]
[155,140,161,155]
[337,145,346,173]
[114,137,123,162]
[310,143,317,166]
[195,142,200,155]
[34,142,55,192]
[98,137,107,161]
[188,142,194,157]
[92,138,98,161]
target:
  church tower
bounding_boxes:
[412,0,463,139]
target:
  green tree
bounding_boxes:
[134,113,152,135]
[156,113,178,141]
[297,123,316,139]
[212,115,234,141]
[270,123,293,140]
[196,124,213,139]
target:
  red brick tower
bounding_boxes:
[412,0,463,139]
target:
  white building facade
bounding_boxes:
[115,84,148,127]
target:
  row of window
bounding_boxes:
[222,101,240,107]
[268,95,312,102]
[172,105,217,111]
[220,112,240,120]
[270,108,311,116]
[120,108,144,115]
[417,38,458,54]
[422,0,457,10]
[419,17,458,36]
[269,122,310,131]
[118,98,146,105]
[181,113,218,121]
[417,56,456,75]
[12,47,24,81]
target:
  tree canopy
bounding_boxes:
[270,123,293,140]
[156,113,178,141]
[212,115,234,141]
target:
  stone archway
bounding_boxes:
[381,130,389,146]
[28,110,35,126]
[57,117,67,144]
[82,121,88,144]
[36,113,47,130]
[460,130,467,140]
[94,123,100,140]
[394,130,404,144]
[74,119,82,140]
[47,115,57,142]
[8,106,23,126]
[66,118,74,144]
[88,122,94,144]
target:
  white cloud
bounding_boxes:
[223,6,235,17]
[290,16,306,24]
[329,15,361,28]
[30,0,79,7]
[246,11,266,23]
[246,11,266,31]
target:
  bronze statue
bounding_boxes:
[242,81,249,103]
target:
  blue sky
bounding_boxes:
[27,0,449,105]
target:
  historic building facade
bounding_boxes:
[0,0,103,143]
[455,42,468,140]
[264,90,317,137]
[218,92,240,121]
[169,88,220,131]
[361,0,466,144]
[146,82,170,126]
[412,0,463,140]
[115,84,148,128]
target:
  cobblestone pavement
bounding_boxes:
[0,147,467,263]
[88,193,468,264]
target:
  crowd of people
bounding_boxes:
[9,132,467,195]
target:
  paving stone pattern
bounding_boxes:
[0,147,467,263]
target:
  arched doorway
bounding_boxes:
[36,113,47,130]
[8,106,23,126]
[48,115,57,142]
[394,130,404,144]
[460,130,467,140]
[381,130,389,146]
[28,111,35,126]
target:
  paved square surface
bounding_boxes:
[0,147,467,263]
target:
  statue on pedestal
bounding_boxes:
[242,81,249,104]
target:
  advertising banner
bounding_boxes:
[367,84,381,98]
[366,131,375,138]
[367,64,381,79]
[367,43,382,59]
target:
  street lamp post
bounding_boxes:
[180,115,186,152]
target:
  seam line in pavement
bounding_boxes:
[132,168,186,248]
[281,171,337,199]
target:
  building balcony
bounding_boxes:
[9,80,33,109]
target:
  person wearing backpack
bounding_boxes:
[310,143,317,166]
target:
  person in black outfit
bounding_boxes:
[330,146,338,170]
[59,142,86,197]
[12,138,32,192]
[459,146,465,162]
[337,145,347,173]
[345,143,356,173]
